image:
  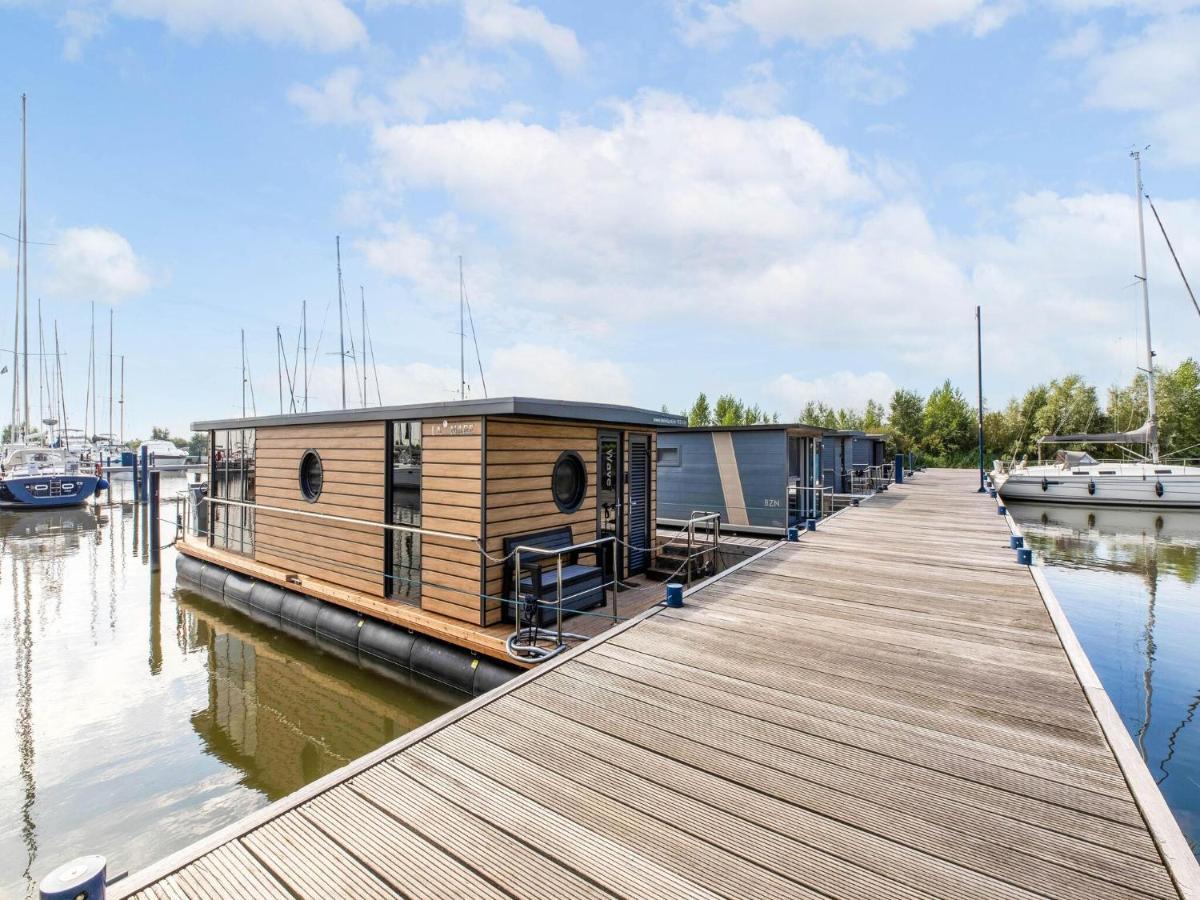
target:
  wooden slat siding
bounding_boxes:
[121,470,1198,900]
[254,422,387,597]
[418,417,484,624]
[482,418,600,625]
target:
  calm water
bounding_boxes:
[0,475,463,898]
[1009,501,1200,856]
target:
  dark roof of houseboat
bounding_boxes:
[661,422,828,436]
[192,397,688,431]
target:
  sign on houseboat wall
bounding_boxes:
[431,419,477,436]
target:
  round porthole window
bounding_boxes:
[551,450,587,513]
[299,449,324,502]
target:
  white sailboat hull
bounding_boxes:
[995,467,1200,509]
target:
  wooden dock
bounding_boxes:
[115,469,1200,899]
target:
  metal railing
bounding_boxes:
[684,511,722,588]
[511,534,618,662]
[788,483,834,519]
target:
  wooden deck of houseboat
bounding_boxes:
[176,536,672,668]
[123,469,1200,899]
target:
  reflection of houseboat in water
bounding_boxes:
[177,588,461,800]
[179,398,689,692]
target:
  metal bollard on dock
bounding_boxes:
[996,505,1007,516]
[787,526,799,542]
[1016,548,1033,566]
[1010,535,1024,549]
[894,454,904,484]
[805,518,818,532]
[39,855,106,900]
[665,582,684,608]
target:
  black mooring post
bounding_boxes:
[976,305,986,492]
[149,470,161,570]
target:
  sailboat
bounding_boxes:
[0,95,104,508]
[992,151,1200,508]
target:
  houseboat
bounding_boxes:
[657,424,827,536]
[821,431,891,495]
[176,397,687,693]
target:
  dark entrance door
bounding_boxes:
[628,434,651,575]
[597,430,623,580]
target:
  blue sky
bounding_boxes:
[1,0,1198,438]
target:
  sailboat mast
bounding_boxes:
[360,286,367,409]
[54,321,67,451]
[9,98,20,442]
[1132,149,1159,463]
[108,308,113,444]
[36,298,43,432]
[241,329,247,418]
[302,299,308,413]
[336,236,346,410]
[119,355,124,445]
[276,326,283,415]
[20,93,28,440]
[459,255,465,400]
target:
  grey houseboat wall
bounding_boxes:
[822,431,891,493]
[822,431,858,494]
[657,425,825,536]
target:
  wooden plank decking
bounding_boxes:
[117,469,1200,899]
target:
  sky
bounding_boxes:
[0,0,1198,439]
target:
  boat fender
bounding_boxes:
[1156,480,1164,498]
[246,582,285,626]
[410,639,478,694]
[222,573,255,611]
[1041,477,1048,492]
[279,591,320,639]
[314,603,364,651]
[94,462,102,476]
[1087,479,1096,496]
[359,619,416,669]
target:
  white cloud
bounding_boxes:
[1069,14,1200,164]
[489,344,632,402]
[769,371,898,414]
[288,67,366,124]
[345,87,1200,406]
[721,60,786,115]
[110,0,366,52]
[290,48,504,125]
[678,0,1006,49]
[302,344,630,407]
[1049,21,1102,59]
[463,0,583,71]
[45,227,153,302]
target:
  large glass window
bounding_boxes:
[388,421,422,602]
[210,428,255,555]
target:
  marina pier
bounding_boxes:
[110,469,1200,899]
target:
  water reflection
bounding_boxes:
[0,477,462,897]
[1009,502,1200,855]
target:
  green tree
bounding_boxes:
[713,394,745,426]
[863,399,886,432]
[921,380,975,458]
[150,425,171,441]
[800,401,835,429]
[1033,375,1104,443]
[887,389,924,453]
[688,392,712,427]
[187,432,209,457]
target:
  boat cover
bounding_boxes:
[1054,450,1098,467]
[1037,419,1156,445]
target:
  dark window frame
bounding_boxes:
[551,450,587,514]
[298,449,324,502]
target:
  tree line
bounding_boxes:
[675,358,1200,467]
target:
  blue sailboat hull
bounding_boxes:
[0,474,102,508]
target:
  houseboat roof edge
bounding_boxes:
[192,396,688,431]
[661,422,828,437]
